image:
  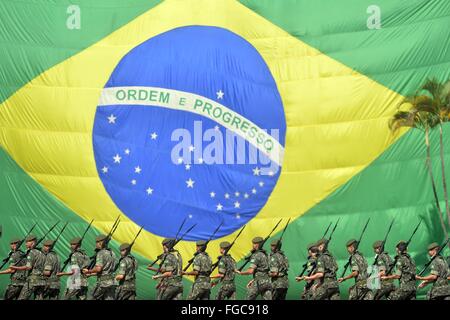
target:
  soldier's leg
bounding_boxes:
[17,281,33,300]
[117,288,135,300]
[348,285,357,300]
[279,288,288,300]
[388,288,412,300]
[328,288,341,300]
[261,288,272,300]
[78,286,88,300]
[64,288,80,300]
[200,289,211,300]
[49,289,60,300]
[174,287,183,300]
[187,284,200,300]
[312,285,326,300]
[33,286,45,300]
[246,282,258,300]
[104,286,117,300]
[216,287,226,300]
[160,286,179,300]
[272,288,287,300]
[363,289,374,300]
[91,283,104,300]
[4,284,23,300]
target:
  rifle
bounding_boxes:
[53,222,69,247]
[61,219,94,271]
[323,221,332,238]
[373,218,395,266]
[386,219,422,275]
[210,225,246,275]
[153,222,197,275]
[274,218,291,251]
[13,221,60,266]
[297,221,334,277]
[327,218,340,245]
[0,222,37,270]
[238,218,283,271]
[115,225,144,278]
[340,218,371,278]
[418,238,450,276]
[183,221,224,272]
[148,217,187,269]
[88,216,120,269]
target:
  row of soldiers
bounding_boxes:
[0,231,449,300]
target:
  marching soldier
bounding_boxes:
[150,238,183,300]
[381,240,416,300]
[183,240,213,300]
[83,234,117,300]
[302,238,340,300]
[416,242,450,300]
[269,239,289,300]
[338,239,373,300]
[11,235,46,300]
[210,241,237,300]
[115,243,138,300]
[295,242,319,300]
[42,240,61,300]
[57,237,90,300]
[238,237,272,300]
[0,238,27,300]
[372,240,395,299]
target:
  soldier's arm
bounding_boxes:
[238,257,256,275]
[338,271,357,282]
[115,259,127,281]
[0,268,14,275]
[147,266,159,272]
[182,256,200,276]
[183,269,199,276]
[304,272,323,281]
[210,263,226,279]
[10,265,28,271]
[238,266,255,275]
[304,258,324,281]
[85,254,103,275]
[11,254,32,271]
[416,274,437,281]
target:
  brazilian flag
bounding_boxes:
[0,0,449,299]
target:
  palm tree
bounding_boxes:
[418,79,450,228]
[389,91,448,238]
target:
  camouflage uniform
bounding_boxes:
[372,241,396,300]
[247,237,272,300]
[187,242,212,300]
[312,248,340,300]
[3,241,27,300]
[301,255,317,300]
[116,244,138,300]
[216,253,237,300]
[347,250,373,300]
[91,244,117,300]
[63,241,90,300]
[18,240,47,300]
[389,249,416,300]
[42,244,61,300]
[269,246,289,300]
[158,250,184,300]
[425,244,450,300]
